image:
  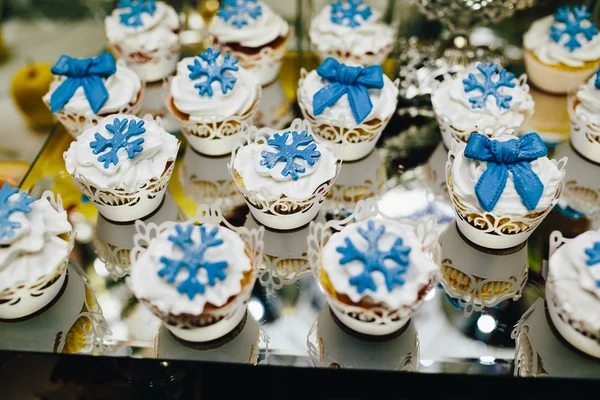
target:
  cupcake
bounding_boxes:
[230,118,340,230]
[431,62,534,149]
[64,114,180,222]
[568,70,600,163]
[297,57,398,161]
[43,52,143,138]
[438,222,528,315]
[105,0,181,82]
[129,217,263,342]
[524,5,600,94]
[309,0,396,66]
[447,132,566,249]
[209,0,290,86]
[310,215,439,336]
[0,187,73,320]
[547,230,600,358]
[167,47,261,156]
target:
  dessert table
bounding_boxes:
[1,0,600,397]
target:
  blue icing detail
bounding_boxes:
[89,117,146,169]
[595,70,600,90]
[462,62,516,110]
[118,0,156,27]
[464,133,547,213]
[217,0,262,28]
[556,204,584,220]
[336,220,411,294]
[187,48,239,97]
[0,183,35,241]
[330,0,372,28]
[585,242,600,266]
[158,224,229,300]
[313,57,384,124]
[550,6,598,52]
[259,130,321,181]
[49,52,117,114]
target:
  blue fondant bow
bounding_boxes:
[49,52,117,114]
[464,133,548,212]
[313,57,383,124]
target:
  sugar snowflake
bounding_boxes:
[462,62,516,110]
[218,0,262,28]
[187,48,239,97]
[260,130,321,181]
[585,242,600,266]
[90,117,146,169]
[551,6,598,52]
[0,183,35,241]
[118,0,156,28]
[158,224,229,300]
[330,0,372,28]
[336,220,411,294]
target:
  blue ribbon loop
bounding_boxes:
[464,133,548,213]
[312,57,383,124]
[49,52,117,114]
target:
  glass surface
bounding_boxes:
[3,0,599,381]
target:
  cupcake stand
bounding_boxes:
[6,0,600,397]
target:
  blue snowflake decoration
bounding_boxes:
[89,117,146,169]
[336,220,411,294]
[218,0,262,28]
[158,224,229,300]
[462,62,516,110]
[595,70,600,90]
[118,0,156,28]
[187,48,239,97]
[330,0,372,28]
[260,130,321,181]
[0,183,35,241]
[585,242,600,266]
[551,6,598,52]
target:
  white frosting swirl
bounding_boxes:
[105,1,180,53]
[451,136,564,216]
[64,114,180,192]
[43,63,141,117]
[549,230,600,333]
[575,74,600,125]
[129,222,252,315]
[524,14,600,67]
[233,132,337,200]
[170,55,259,121]
[209,1,289,48]
[322,218,438,309]
[431,64,534,132]
[0,197,72,292]
[309,3,395,58]
[298,67,398,125]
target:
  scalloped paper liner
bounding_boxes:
[307,199,441,336]
[165,79,261,156]
[43,84,145,139]
[0,191,75,320]
[431,73,530,150]
[211,30,290,86]
[228,119,343,230]
[445,152,567,249]
[568,86,600,164]
[297,69,398,161]
[68,155,178,222]
[108,38,180,83]
[128,204,264,342]
[314,41,394,67]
